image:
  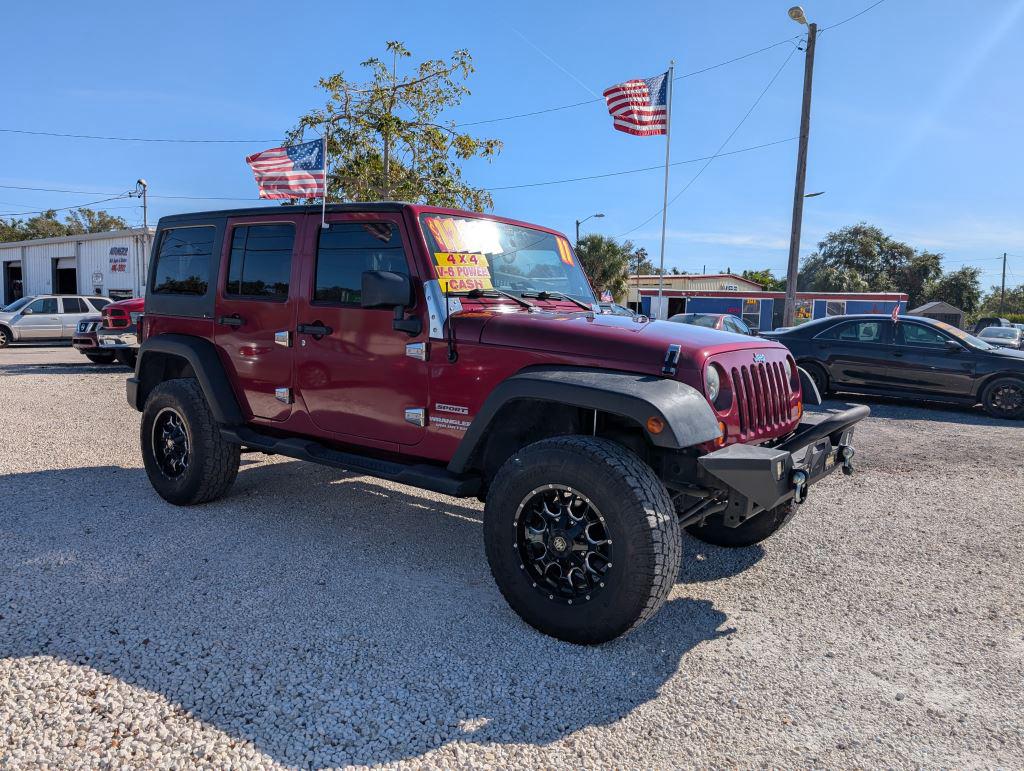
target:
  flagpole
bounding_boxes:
[321,127,329,229]
[656,61,674,320]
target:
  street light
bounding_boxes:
[575,212,605,246]
[782,5,818,328]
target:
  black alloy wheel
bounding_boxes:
[984,378,1024,419]
[516,485,612,604]
[151,407,190,479]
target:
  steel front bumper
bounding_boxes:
[97,331,138,350]
[696,404,870,523]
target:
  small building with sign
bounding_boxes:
[0,227,154,307]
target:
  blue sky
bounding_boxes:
[2,0,1023,290]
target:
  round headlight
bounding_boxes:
[706,365,720,402]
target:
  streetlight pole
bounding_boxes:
[135,179,149,298]
[783,7,817,328]
[575,212,604,248]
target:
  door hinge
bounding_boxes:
[404,407,426,427]
[274,387,293,404]
[405,342,428,361]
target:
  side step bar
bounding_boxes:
[221,425,482,498]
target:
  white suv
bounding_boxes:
[0,295,112,347]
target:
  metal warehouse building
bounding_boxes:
[0,228,154,307]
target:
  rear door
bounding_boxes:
[60,297,91,337]
[17,297,61,339]
[294,212,429,446]
[812,319,893,387]
[214,214,306,421]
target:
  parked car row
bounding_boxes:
[0,293,143,367]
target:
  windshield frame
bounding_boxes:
[417,211,597,305]
[1,296,34,313]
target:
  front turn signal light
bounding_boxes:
[715,421,727,446]
[796,401,803,419]
[646,416,665,434]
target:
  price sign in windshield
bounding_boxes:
[433,252,493,292]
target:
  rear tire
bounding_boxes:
[982,377,1024,420]
[85,353,116,364]
[802,362,830,396]
[140,378,240,505]
[484,436,680,645]
[685,501,797,548]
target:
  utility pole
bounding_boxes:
[1000,252,1007,314]
[135,179,148,297]
[783,11,817,328]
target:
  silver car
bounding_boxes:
[977,325,1024,350]
[0,295,112,347]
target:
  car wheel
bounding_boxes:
[982,377,1024,420]
[0,326,10,348]
[802,362,830,396]
[85,353,116,364]
[140,378,240,505]
[484,436,681,645]
[685,501,797,548]
[115,349,138,369]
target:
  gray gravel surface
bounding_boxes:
[1,347,1022,768]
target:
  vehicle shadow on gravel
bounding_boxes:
[1,463,734,767]
[0,362,128,376]
[815,395,1021,427]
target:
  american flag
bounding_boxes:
[245,139,326,199]
[602,72,669,136]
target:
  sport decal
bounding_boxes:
[435,402,469,415]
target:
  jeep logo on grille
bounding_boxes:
[753,353,767,363]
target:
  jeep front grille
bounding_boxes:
[731,360,793,436]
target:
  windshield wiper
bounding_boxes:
[520,290,592,311]
[463,287,536,309]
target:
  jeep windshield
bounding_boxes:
[419,213,595,305]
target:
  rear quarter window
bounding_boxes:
[152,226,215,295]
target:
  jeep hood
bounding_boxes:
[476,310,785,369]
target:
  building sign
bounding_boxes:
[109,246,129,273]
[91,271,104,285]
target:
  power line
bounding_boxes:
[617,43,800,238]
[820,0,889,32]
[0,128,282,143]
[0,194,133,217]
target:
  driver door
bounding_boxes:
[293,212,429,447]
[16,297,61,339]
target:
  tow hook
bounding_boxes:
[792,469,809,505]
[840,445,855,476]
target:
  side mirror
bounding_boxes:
[945,339,962,353]
[360,270,421,337]
[21,308,33,315]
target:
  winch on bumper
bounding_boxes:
[691,404,869,527]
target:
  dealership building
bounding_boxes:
[626,273,908,330]
[0,228,154,307]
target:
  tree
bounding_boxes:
[798,223,942,307]
[291,41,502,211]
[741,269,786,291]
[977,283,1024,317]
[576,234,632,299]
[630,246,655,276]
[922,266,982,313]
[0,208,130,243]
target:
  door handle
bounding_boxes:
[892,351,904,357]
[217,314,244,327]
[297,321,333,338]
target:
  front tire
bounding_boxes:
[982,377,1024,419]
[115,349,138,369]
[0,326,11,348]
[685,501,797,548]
[85,353,116,364]
[484,436,680,645]
[140,378,240,505]
[802,362,830,396]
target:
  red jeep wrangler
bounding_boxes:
[127,203,867,644]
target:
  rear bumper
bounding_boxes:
[696,404,869,522]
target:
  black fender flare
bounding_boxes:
[127,334,244,425]
[447,366,721,474]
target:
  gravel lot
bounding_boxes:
[1,346,1022,768]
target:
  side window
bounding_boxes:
[152,226,215,295]
[897,323,948,348]
[88,298,111,311]
[314,222,409,305]
[817,320,885,343]
[226,223,295,300]
[61,297,87,313]
[27,298,58,314]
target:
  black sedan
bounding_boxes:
[761,315,1024,419]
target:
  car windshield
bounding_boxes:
[931,320,996,350]
[1,296,33,312]
[671,313,719,328]
[419,214,595,304]
[981,327,1016,339]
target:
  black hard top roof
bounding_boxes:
[156,201,410,226]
